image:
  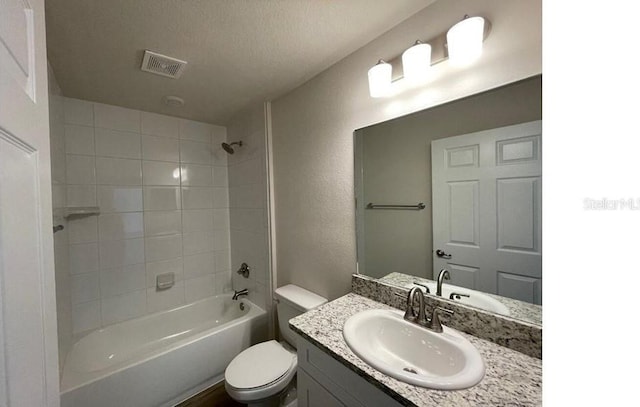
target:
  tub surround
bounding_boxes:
[378,272,542,326]
[352,274,542,359]
[289,293,541,406]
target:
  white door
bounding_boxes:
[431,121,542,304]
[1,0,60,406]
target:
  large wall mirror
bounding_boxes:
[354,75,542,324]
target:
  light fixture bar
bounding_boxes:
[377,17,492,83]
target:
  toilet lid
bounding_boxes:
[225,340,295,390]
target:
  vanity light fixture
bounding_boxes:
[402,40,432,84]
[367,15,490,98]
[446,16,486,67]
[368,59,392,98]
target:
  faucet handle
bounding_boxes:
[412,282,430,294]
[394,289,419,322]
[449,292,470,300]
[429,307,454,333]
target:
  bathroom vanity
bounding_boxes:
[289,293,541,407]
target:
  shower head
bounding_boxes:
[221,141,243,154]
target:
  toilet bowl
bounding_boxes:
[225,340,297,405]
[224,285,327,407]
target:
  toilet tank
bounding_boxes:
[275,284,327,347]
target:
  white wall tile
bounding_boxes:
[61,99,240,331]
[100,264,146,298]
[179,119,212,143]
[185,275,215,303]
[213,208,230,231]
[96,157,142,185]
[183,252,214,279]
[180,140,212,164]
[182,209,213,233]
[211,148,228,166]
[71,272,100,305]
[142,135,179,162]
[72,301,100,334]
[66,155,96,184]
[183,232,214,256]
[64,124,95,155]
[94,103,141,133]
[98,213,144,241]
[143,161,181,185]
[69,242,99,274]
[213,229,230,251]
[145,234,182,262]
[181,187,213,209]
[145,258,183,288]
[99,238,145,269]
[143,186,181,211]
[67,216,98,244]
[250,281,267,309]
[147,282,185,313]
[95,128,141,159]
[144,211,182,237]
[64,98,94,126]
[230,208,264,233]
[98,186,143,213]
[211,125,227,144]
[101,290,146,325]
[213,166,228,187]
[141,112,179,138]
[214,249,230,272]
[67,185,97,207]
[215,270,232,293]
[229,184,265,209]
[180,164,213,186]
[228,157,263,187]
[230,229,267,259]
[52,184,66,208]
[212,187,229,208]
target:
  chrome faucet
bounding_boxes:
[232,288,248,300]
[427,307,454,333]
[396,289,453,333]
[436,269,450,297]
[401,287,428,325]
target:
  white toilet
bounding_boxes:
[225,284,327,407]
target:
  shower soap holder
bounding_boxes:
[156,272,175,290]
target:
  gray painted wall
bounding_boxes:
[271,0,542,300]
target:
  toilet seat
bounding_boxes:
[225,340,297,402]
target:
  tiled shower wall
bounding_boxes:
[61,97,232,335]
[48,65,72,372]
[227,103,271,312]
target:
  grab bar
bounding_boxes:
[366,202,426,210]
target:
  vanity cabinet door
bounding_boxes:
[296,334,401,407]
[298,369,346,407]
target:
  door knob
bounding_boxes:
[435,249,452,259]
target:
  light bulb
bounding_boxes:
[402,41,432,83]
[447,16,485,67]
[368,60,392,98]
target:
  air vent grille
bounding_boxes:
[140,50,187,79]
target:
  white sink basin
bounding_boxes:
[343,309,485,390]
[408,283,510,316]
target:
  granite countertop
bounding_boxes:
[289,293,542,407]
[378,272,542,326]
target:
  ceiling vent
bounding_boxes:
[140,50,187,79]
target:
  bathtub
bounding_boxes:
[60,294,267,407]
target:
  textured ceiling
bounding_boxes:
[45,0,434,124]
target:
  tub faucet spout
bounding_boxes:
[232,289,248,300]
